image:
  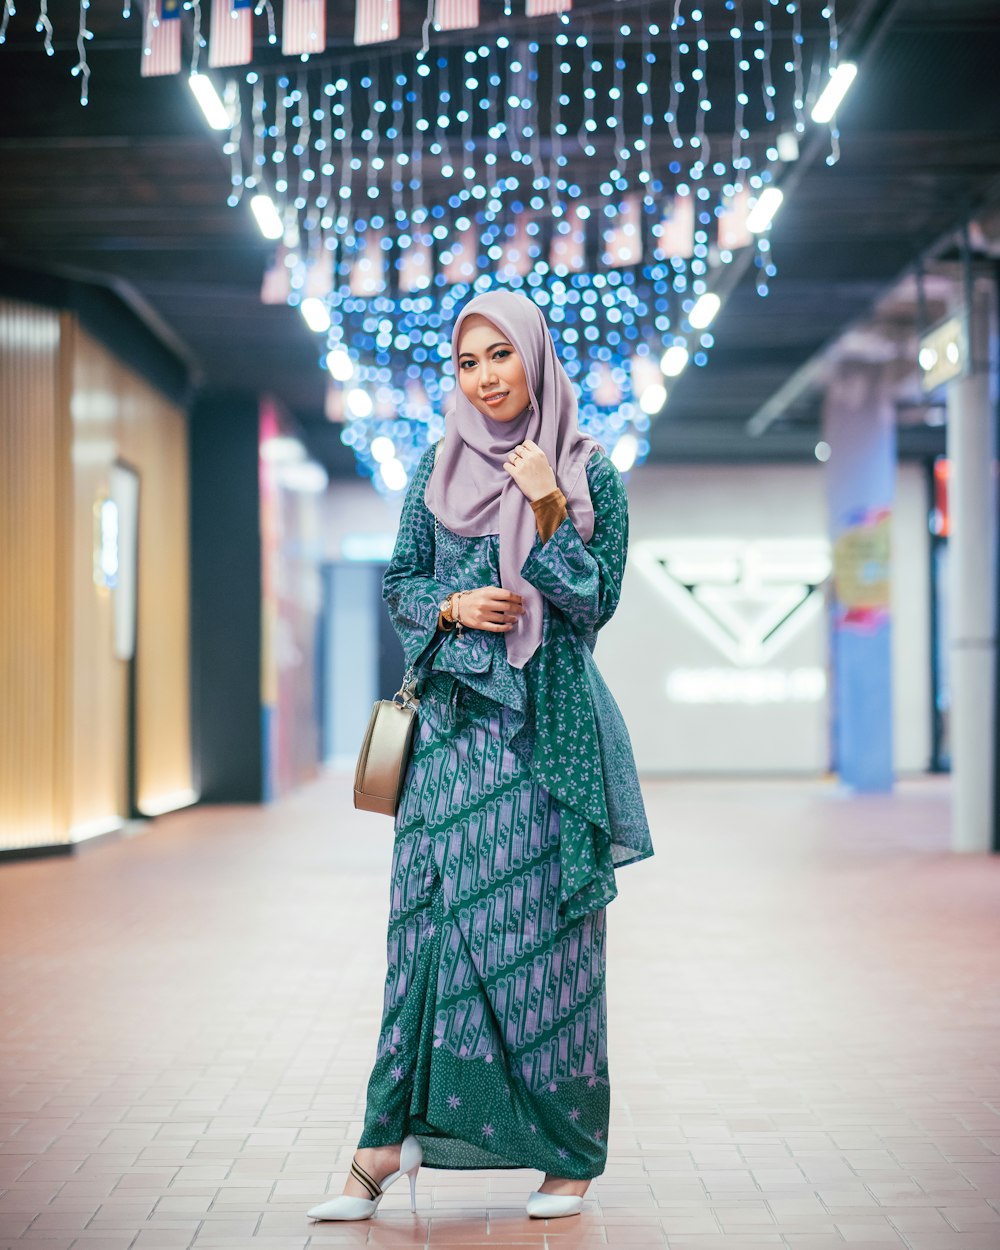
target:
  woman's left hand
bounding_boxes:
[503,438,558,502]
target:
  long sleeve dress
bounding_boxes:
[356,441,653,1181]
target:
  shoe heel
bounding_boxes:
[407,1167,418,1212]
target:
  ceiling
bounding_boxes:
[0,0,998,474]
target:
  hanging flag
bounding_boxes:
[442,225,478,285]
[355,0,399,45]
[653,192,695,260]
[208,0,252,68]
[140,0,182,77]
[717,185,753,251]
[282,0,325,56]
[398,238,432,292]
[350,230,386,296]
[434,0,478,30]
[161,0,181,16]
[602,195,642,267]
[526,0,570,15]
[497,218,535,280]
[304,248,334,299]
[549,206,586,273]
[260,246,292,305]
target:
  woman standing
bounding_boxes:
[308,288,653,1223]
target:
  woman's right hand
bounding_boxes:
[455,586,524,632]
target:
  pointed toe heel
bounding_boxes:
[525,1190,585,1219]
[307,1134,423,1221]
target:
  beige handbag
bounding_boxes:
[352,670,421,816]
[353,438,445,817]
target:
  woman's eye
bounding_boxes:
[494,350,510,360]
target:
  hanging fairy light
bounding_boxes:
[0,0,848,491]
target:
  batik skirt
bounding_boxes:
[356,676,610,1180]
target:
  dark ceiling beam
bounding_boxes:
[745,168,1000,437]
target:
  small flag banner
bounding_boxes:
[140,0,181,77]
[304,248,333,298]
[526,0,570,16]
[591,361,622,406]
[350,230,386,296]
[161,0,181,17]
[602,195,642,268]
[549,207,586,273]
[398,239,432,292]
[282,0,325,57]
[261,247,292,304]
[355,0,399,45]
[434,0,478,31]
[209,0,252,68]
[717,185,753,251]
[442,225,478,285]
[653,192,695,260]
[497,218,535,281]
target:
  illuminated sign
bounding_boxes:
[632,538,832,704]
[633,538,831,664]
[919,314,965,393]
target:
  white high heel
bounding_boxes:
[306,1134,423,1221]
[525,1189,585,1219]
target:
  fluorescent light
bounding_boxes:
[660,344,689,378]
[188,73,230,130]
[326,347,354,381]
[250,194,283,240]
[260,435,306,464]
[276,460,329,493]
[747,186,784,233]
[611,434,639,473]
[300,296,331,333]
[811,61,857,125]
[639,383,667,415]
[689,292,721,330]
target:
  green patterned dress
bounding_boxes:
[356,443,653,1180]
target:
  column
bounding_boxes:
[822,361,897,792]
[947,277,998,852]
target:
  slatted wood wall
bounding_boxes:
[0,299,192,851]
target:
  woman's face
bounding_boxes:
[456,314,531,423]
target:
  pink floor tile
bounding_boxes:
[0,774,997,1250]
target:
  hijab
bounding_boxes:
[423,288,599,669]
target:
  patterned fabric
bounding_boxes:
[359,442,652,1177]
[357,683,609,1178]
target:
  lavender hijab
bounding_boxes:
[424,289,599,669]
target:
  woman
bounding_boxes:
[307,288,653,1223]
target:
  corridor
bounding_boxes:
[1,774,998,1250]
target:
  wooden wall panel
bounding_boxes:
[0,299,192,853]
[70,327,193,831]
[0,299,71,849]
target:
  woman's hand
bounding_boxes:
[503,438,558,502]
[455,586,524,632]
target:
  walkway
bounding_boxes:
[1,774,998,1249]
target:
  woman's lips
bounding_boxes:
[482,392,509,406]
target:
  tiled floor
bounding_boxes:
[1,773,999,1250]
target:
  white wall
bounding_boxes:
[597,461,931,776]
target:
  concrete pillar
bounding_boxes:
[822,361,897,792]
[324,562,379,768]
[947,277,998,852]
